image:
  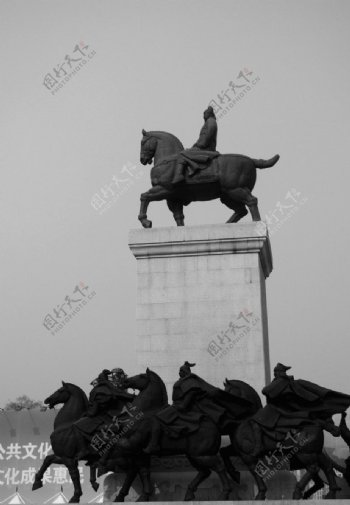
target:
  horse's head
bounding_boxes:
[224,378,263,413]
[125,370,150,392]
[125,368,168,411]
[140,130,184,166]
[45,381,71,409]
[140,129,157,165]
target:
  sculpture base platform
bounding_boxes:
[129,223,272,396]
[101,502,348,505]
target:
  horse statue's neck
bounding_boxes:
[151,131,184,166]
[54,386,88,430]
[133,371,168,413]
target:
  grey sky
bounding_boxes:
[1,0,350,406]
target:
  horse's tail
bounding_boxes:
[252,154,280,169]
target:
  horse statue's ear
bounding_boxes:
[224,378,228,386]
[146,367,150,374]
[142,129,147,135]
[62,380,66,386]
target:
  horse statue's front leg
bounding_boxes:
[138,186,173,228]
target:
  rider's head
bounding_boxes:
[91,369,111,386]
[203,105,216,121]
[179,361,196,378]
[110,368,127,389]
[273,363,291,378]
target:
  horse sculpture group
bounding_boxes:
[32,368,350,502]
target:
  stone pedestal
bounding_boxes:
[129,223,272,397]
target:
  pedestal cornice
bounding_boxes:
[129,222,272,278]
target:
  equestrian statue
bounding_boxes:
[138,106,280,228]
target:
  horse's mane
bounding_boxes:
[149,131,184,151]
[147,369,168,405]
[64,382,89,410]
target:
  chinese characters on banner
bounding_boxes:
[209,68,260,120]
[0,441,85,486]
[43,282,96,336]
[90,162,144,215]
[255,189,308,237]
[43,42,96,96]
[207,309,259,361]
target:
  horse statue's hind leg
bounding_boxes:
[185,455,233,501]
[318,452,341,498]
[293,463,322,499]
[220,196,248,224]
[222,187,261,221]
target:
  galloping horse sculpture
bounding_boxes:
[32,382,98,503]
[138,130,279,228]
[103,369,237,502]
[221,379,342,500]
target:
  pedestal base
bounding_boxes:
[129,223,272,395]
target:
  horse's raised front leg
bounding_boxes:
[32,454,61,490]
[138,185,173,228]
[167,199,184,226]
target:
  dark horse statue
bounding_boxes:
[221,379,342,500]
[32,382,99,503]
[138,130,279,228]
[104,370,261,502]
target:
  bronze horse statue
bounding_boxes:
[103,369,239,502]
[138,130,279,228]
[32,382,99,503]
[221,379,342,500]
[104,370,267,501]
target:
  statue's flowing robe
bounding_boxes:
[156,373,256,437]
[253,375,350,431]
[74,381,134,436]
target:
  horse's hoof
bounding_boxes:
[292,489,303,500]
[184,490,195,501]
[32,479,43,491]
[218,491,231,501]
[324,491,337,499]
[91,481,99,492]
[255,492,266,500]
[69,496,81,503]
[143,220,152,228]
[137,494,150,502]
[114,495,125,502]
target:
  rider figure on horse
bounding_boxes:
[250,363,350,457]
[172,106,219,184]
[75,368,133,459]
[143,361,256,454]
[262,362,349,434]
